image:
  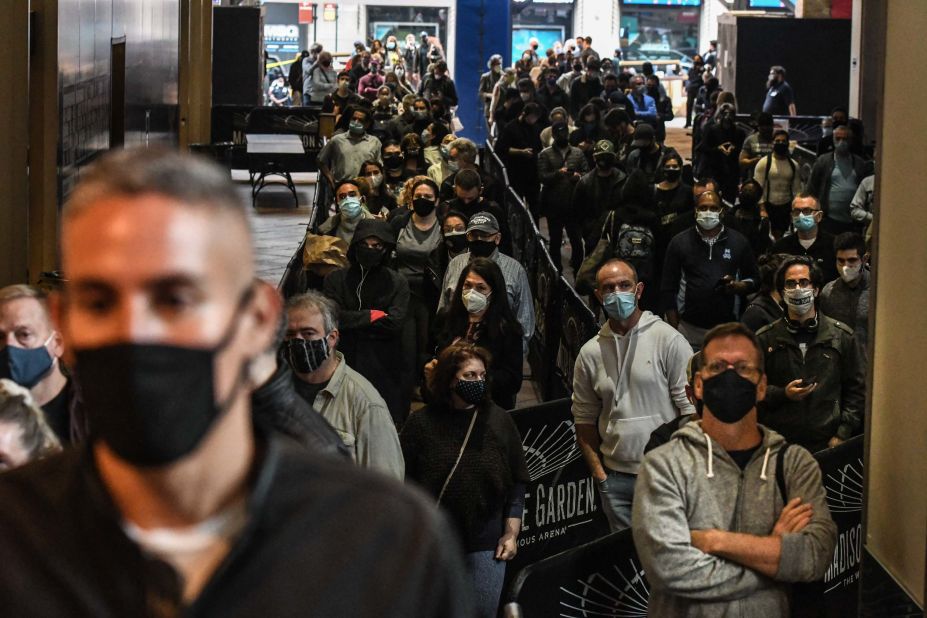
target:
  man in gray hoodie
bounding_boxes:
[573,259,694,531]
[633,322,836,617]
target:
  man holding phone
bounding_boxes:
[756,256,865,452]
[537,122,589,273]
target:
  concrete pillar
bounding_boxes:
[0,0,30,286]
[863,0,927,609]
[572,0,619,55]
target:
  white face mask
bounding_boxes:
[840,263,862,283]
[366,173,383,189]
[461,289,490,314]
[784,287,815,316]
[696,210,720,231]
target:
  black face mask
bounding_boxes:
[384,154,403,169]
[355,245,386,268]
[412,197,436,216]
[773,142,790,157]
[700,369,758,424]
[74,290,252,467]
[285,337,330,374]
[444,232,468,254]
[595,157,614,171]
[553,133,569,147]
[738,192,761,209]
[663,168,681,182]
[468,239,497,258]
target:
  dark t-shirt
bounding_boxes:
[293,377,330,407]
[41,380,71,445]
[727,443,761,470]
[763,81,794,115]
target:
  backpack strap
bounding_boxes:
[775,442,792,501]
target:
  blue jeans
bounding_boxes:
[465,550,507,618]
[597,469,637,532]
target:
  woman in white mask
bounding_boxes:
[425,258,523,410]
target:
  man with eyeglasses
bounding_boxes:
[756,256,865,453]
[633,322,836,617]
[661,190,759,351]
[769,194,838,283]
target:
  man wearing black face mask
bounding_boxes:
[697,103,747,202]
[538,121,590,273]
[756,257,865,453]
[284,292,403,478]
[0,149,471,616]
[634,322,836,617]
[438,169,511,254]
[625,123,677,184]
[438,213,535,349]
[323,219,411,425]
[740,112,775,179]
[571,139,628,255]
[728,179,772,255]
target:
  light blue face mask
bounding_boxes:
[602,291,637,321]
[339,196,363,219]
[792,213,817,232]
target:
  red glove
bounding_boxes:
[370,310,387,323]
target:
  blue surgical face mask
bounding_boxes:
[339,196,363,219]
[602,291,637,321]
[792,213,817,232]
[0,333,55,388]
[348,121,365,136]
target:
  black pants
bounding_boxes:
[547,211,585,274]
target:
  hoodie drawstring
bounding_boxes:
[759,447,771,481]
[705,433,714,478]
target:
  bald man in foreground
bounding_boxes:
[0,149,472,616]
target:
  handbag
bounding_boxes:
[575,211,616,295]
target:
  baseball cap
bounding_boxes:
[593,140,616,156]
[467,212,500,235]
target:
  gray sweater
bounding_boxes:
[632,421,836,617]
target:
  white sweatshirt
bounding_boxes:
[571,311,695,474]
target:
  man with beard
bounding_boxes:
[740,112,776,179]
[762,65,797,116]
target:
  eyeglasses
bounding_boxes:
[703,360,760,381]
[783,278,812,290]
[791,208,819,217]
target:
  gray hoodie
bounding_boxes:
[632,421,836,617]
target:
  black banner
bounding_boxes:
[508,399,611,583]
[815,435,864,615]
[554,284,600,399]
[506,435,865,616]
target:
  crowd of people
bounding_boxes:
[0,32,876,618]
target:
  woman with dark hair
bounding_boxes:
[401,342,530,618]
[392,177,444,401]
[381,139,411,200]
[400,133,427,176]
[359,159,396,216]
[741,252,787,332]
[428,258,523,410]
